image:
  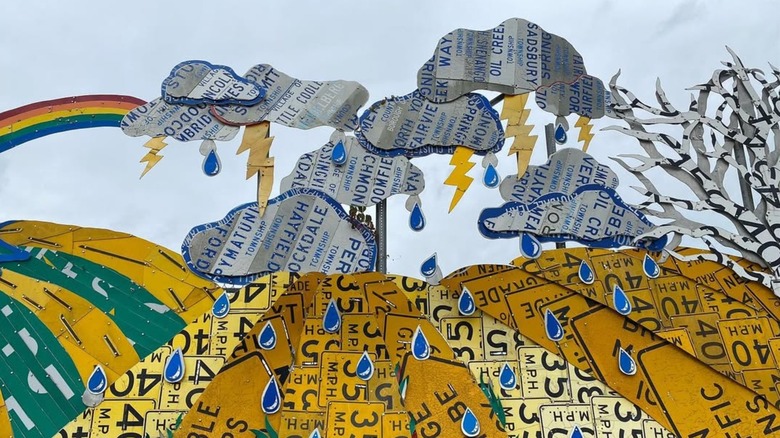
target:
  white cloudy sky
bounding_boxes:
[1,1,779,279]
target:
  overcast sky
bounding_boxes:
[2,1,779,279]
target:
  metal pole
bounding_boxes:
[544,123,566,250]
[733,145,755,211]
[544,123,556,160]
[376,199,387,273]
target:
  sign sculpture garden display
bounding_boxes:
[2,17,780,438]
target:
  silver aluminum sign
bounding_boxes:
[356,90,503,157]
[120,98,239,142]
[182,188,376,285]
[480,186,656,244]
[161,60,264,106]
[211,64,369,131]
[499,148,619,204]
[535,74,608,118]
[279,132,425,206]
[417,17,587,103]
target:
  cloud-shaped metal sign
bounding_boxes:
[280,131,425,206]
[417,18,586,103]
[499,148,619,204]
[355,90,503,157]
[120,98,239,142]
[535,74,611,118]
[161,60,265,106]
[479,184,663,249]
[211,64,369,131]
[182,188,376,285]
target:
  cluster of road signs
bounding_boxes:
[7,13,780,438]
[416,18,587,107]
[2,218,780,437]
[0,220,218,437]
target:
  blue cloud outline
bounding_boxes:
[478,184,667,251]
[161,60,266,106]
[181,188,377,285]
[355,90,504,158]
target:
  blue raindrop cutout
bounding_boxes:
[570,425,584,438]
[258,321,277,350]
[411,325,431,361]
[643,254,660,278]
[554,123,567,144]
[409,202,425,231]
[499,362,517,390]
[323,299,342,334]
[261,376,282,414]
[619,348,637,376]
[211,291,230,319]
[164,348,185,383]
[331,140,347,166]
[483,163,500,188]
[520,233,542,259]
[545,308,564,342]
[309,429,322,438]
[202,149,221,176]
[578,260,594,284]
[613,284,632,315]
[356,351,375,381]
[461,408,481,437]
[458,287,476,316]
[421,253,437,277]
[86,365,107,394]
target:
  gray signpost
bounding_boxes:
[376,200,387,273]
[544,123,564,249]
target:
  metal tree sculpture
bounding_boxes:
[606,48,780,294]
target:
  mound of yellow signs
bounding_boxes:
[3,220,780,438]
[57,253,780,438]
[0,220,218,437]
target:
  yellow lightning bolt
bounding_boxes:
[139,136,168,178]
[444,146,475,213]
[237,122,275,216]
[501,94,538,178]
[575,116,595,152]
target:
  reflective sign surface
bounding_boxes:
[161,60,265,106]
[182,188,377,285]
[356,91,504,157]
[279,131,425,206]
[211,63,368,131]
[417,18,587,103]
[120,97,239,142]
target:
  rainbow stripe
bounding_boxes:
[0,94,145,153]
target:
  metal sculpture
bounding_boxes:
[279,131,425,206]
[479,148,666,253]
[161,60,265,106]
[181,188,377,285]
[4,15,780,438]
[606,48,780,295]
[355,91,504,157]
[123,61,370,217]
[210,63,368,130]
[415,17,612,208]
[416,18,587,103]
[0,221,218,436]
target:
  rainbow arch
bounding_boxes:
[0,94,145,153]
